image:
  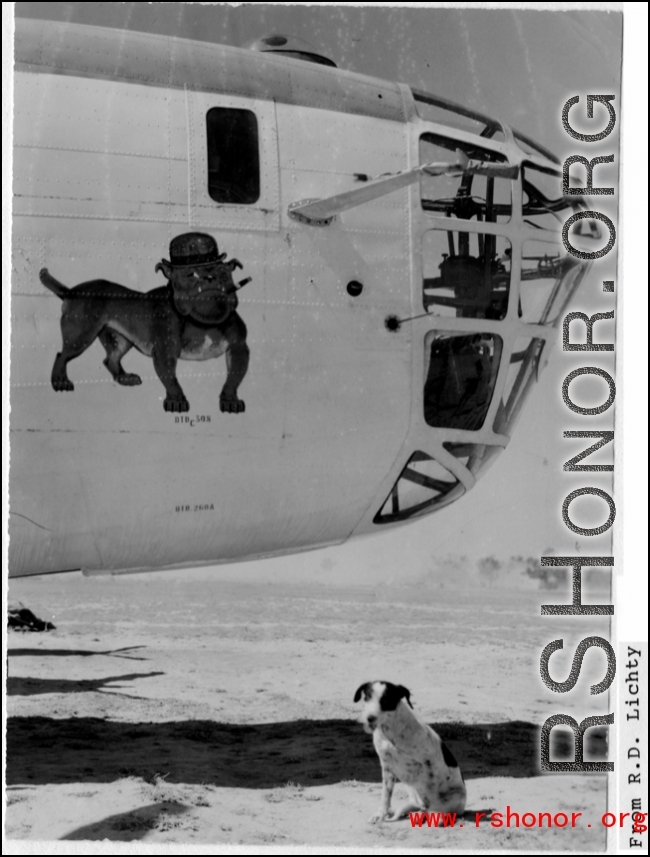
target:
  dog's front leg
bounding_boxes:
[219,314,249,414]
[370,765,396,824]
[152,345,189,413]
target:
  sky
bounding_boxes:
[6,3,628,586]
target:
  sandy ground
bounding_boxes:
[5,572,610,849]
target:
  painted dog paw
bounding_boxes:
[52,378,74,392]
[220,396,245,414]
[116,373,142,386]
[164,395,189,413]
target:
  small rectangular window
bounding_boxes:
[206,108,260,205]
[424,332,503,431]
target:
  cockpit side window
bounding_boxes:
[419,135,513,319]
[419,134,512,223]
[422,230,512,320]
[206,108,260,205]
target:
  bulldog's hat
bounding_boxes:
[168,232,225,267]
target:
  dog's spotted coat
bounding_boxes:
[354,680,466,823]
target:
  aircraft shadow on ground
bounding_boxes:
[59,801,189,841]
[6,717,607,788]
[8,646,148,660]
[7,672,165,698]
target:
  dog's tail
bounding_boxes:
[39,268,70,299]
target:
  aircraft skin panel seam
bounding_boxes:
[12,210,281,233]
[14,143,187,162]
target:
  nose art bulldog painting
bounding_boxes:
[40,232,251,413]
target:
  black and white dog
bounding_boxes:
[354,681,466,823]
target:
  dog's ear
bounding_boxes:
[381,682,412,711]
[398,685,413,708]
[155,259,173,280]
[354,682,371,703]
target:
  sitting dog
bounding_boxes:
[354,681,466,823]
[40,232,250,414]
